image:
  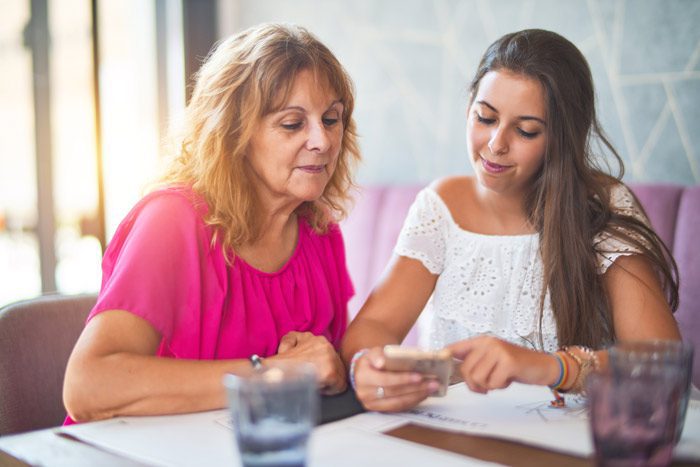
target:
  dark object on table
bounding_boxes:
[320,389,365,424]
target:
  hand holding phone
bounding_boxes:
[382,345,453,396]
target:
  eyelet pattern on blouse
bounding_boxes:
[394,184,648,353]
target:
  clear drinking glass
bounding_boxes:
[224,363,319,467]
[587,370,681,467]
[608,340,694,443]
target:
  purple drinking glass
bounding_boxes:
[587,369,682,467]
[608,340,693,444]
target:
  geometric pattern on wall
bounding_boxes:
[221,0,700,185]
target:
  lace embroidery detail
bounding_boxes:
[593,184,651,273]
[394,188,558,353]
[394,188,447,274]
[394,185,645,353]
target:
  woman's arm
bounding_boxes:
[341,255,437,363]
[449,253,682,394]
[63,310,247,422]
[604,254,680,342]
[340,255,442,411]
[64,311,346,422]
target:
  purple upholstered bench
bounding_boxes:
[341,184,700,387]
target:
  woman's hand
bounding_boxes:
[447,335,558,394]
[352,347,440,412]
[271,331,347,395]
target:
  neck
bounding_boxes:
[236,208,299,273]
[256,207,300,246]
[249,187,303,245]
[475,184,534,234]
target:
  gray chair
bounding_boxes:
[0,293,95,435]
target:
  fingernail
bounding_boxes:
[428,381,440,392]
[411,373,422,383]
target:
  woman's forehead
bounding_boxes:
[474,70,546,119]
[271,68,341,110]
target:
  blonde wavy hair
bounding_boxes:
[159,23,360,256]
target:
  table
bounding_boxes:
[2,387,699,467]
[2,423,700,467]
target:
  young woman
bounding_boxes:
[63,23,360,422]
[341,29,680,412]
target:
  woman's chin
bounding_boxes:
[475,171,510,193]
[292,188,327,205]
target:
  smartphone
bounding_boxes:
[382,345,452,396]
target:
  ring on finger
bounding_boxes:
[376,386,385,399]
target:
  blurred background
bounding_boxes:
[1,0,699,307]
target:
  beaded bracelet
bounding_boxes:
[548,352,570,407]
[548,352,569,390]
[560,346,599,394]
[349,349,369,391]
[575,345,600,370]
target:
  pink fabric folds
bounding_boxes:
[89,186,353,360]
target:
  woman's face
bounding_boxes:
[246,69,344,209]
[467,70,547,197]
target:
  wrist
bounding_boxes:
[249,354,264,370]
[547,351,569,390]
[558,346,599,394]
[349,348,369,391]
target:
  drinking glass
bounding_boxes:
[587,370,681,467]
[224,363,319,467]
[608,340,693,443]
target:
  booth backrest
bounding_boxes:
[0,293,96,435]
[341,184,700,387]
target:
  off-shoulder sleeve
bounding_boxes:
[393,188,450,274]
[89,189,216,344]
[593,184,652,274]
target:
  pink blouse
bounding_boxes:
[64,187,353,425]
[89,186,354,358]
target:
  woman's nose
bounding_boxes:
[306,122,332,152]
[488,129,508,156]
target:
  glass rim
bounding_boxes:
[609,339,693,356]
[611,338,691,348]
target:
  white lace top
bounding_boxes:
[394,184,649,352]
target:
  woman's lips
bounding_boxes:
[480,157,511,174]
[297,165,325,174]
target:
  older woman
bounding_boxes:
[64,23,360,422]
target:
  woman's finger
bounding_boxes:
[459,347,491,393]
[277,332,301,353]
[357,360,423,388]
[361,380,438,412]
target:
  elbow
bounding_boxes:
[63,357,113,422]
[63,374,98,422]
[63,386,92,423]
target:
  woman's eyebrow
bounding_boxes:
[278,99,343,113]
[518,115,546,124]
[476,100,545,124]
[476,100,498,113]
[278,105,305,112]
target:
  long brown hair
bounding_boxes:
[468,29,679,349]
[159,23,360,256]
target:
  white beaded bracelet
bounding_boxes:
[349,349,369,391]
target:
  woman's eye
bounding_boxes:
[476,114,495,125]
[322,117,339,127]
[281,122,303,130]
[517,128,540,139]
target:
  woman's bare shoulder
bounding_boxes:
[429,176,477,209]
[427,176,480,228]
